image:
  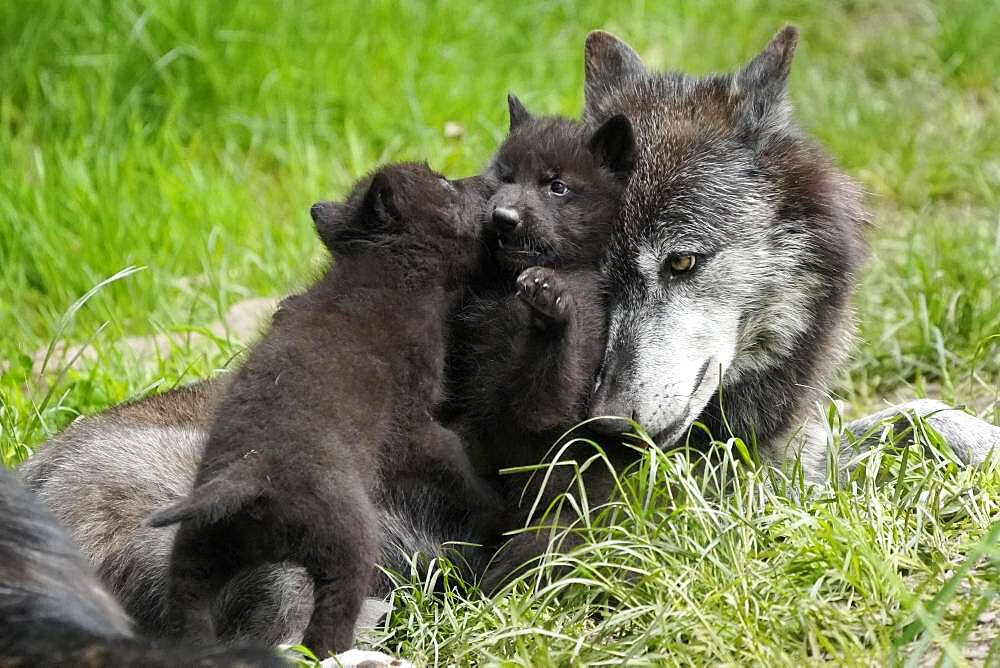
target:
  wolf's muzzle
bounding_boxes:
[587,414,635,435]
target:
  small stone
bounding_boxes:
[443,121,465,139]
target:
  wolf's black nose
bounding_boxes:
[491,206,520,232]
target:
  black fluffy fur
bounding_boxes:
[441,96,636,586]
[146,163,503,655]
[0,466,284,667]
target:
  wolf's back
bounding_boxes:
[16,378,316,647]
[1,464,287,665]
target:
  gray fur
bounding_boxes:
[843,399,1000,467]
[1,468,133,643]
[18,380,315,645]
[2,461,286,665]
[18,380,466,645]
[582,26,998,477]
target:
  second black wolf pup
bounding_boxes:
[148,163,499,654]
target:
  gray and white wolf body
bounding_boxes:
[581,26,999,480]
[0,464,286,666]
[16,379,328,647]
[16,373,425,647]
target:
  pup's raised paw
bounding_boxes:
[516,266,572,324]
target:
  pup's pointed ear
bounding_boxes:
[736,25,798,102]
[584,31,645,112]
[361,171,401,227]
[310,200,350,248]
[590,114,635,178]
[507,92,532,131]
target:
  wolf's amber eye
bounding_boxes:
[549,179,568,196]
[668,254,696,274]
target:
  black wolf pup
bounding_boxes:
[446,94,634,475]
[442,97,635,585]
[147,163,500,655]
[0,466,285,667]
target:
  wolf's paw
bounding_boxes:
[517,266,572,324]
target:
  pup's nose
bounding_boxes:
[310,201,334,225]
[491,206,520,232]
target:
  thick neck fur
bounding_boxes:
[317,248,455,294]
[698,300,855,454]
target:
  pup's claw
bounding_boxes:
[516,266,572,323]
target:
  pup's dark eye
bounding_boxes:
[549,179,568,196]
[666,254,698,276]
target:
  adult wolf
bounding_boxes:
[582,26,999,479]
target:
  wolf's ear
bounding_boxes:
[735,26,798,117]
[590,114,635,178]
[507,93,532,131]
[737,25,798,92]
[584,31,645,111]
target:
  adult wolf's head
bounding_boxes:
[585,27,869,451]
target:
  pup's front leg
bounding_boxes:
[511,267,605,431]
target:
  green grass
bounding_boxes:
[365,428,1000,666]
[1,0,998,664]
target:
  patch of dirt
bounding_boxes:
[25,296,279,376]
[916,607,1000,666]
